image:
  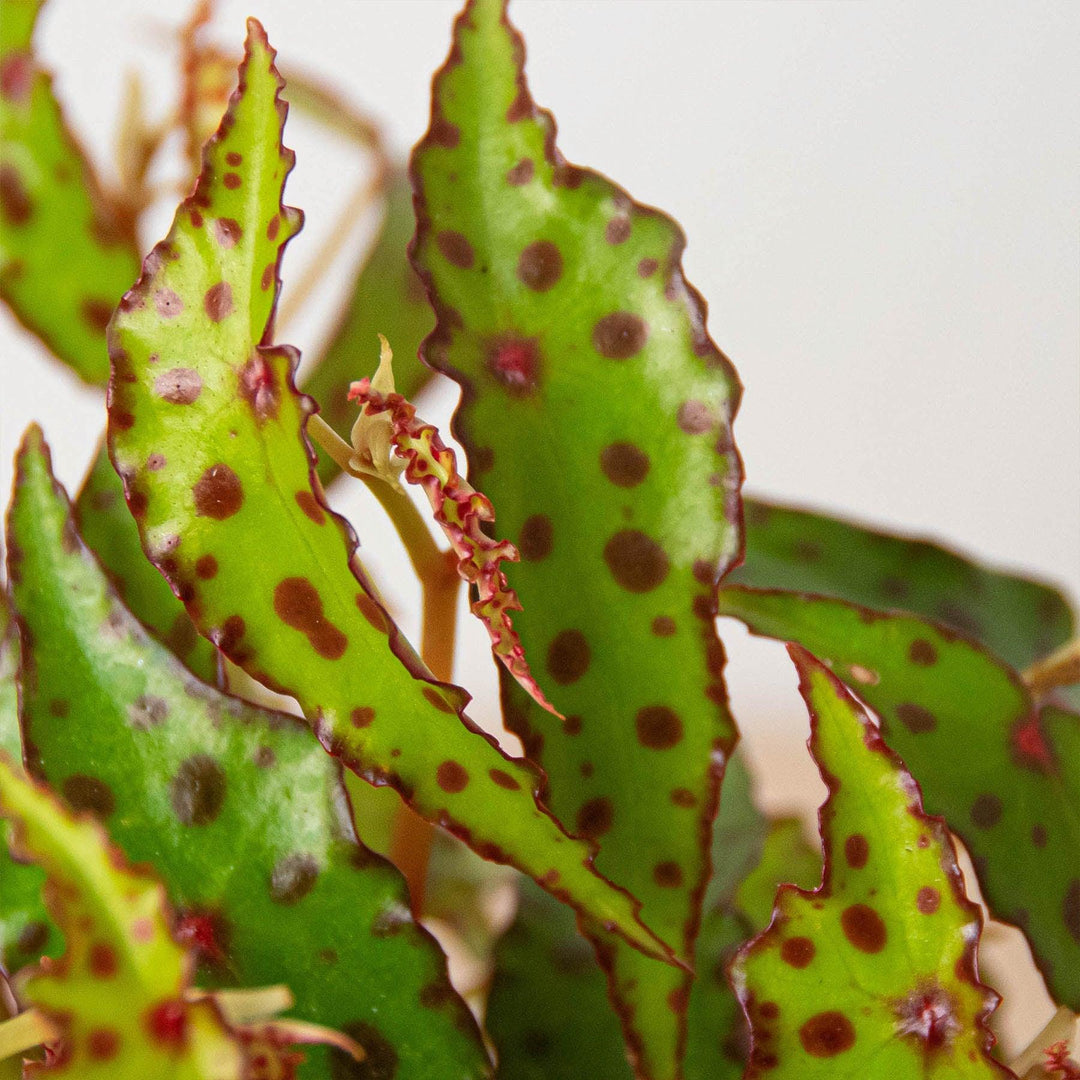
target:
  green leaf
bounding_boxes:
[733,647,1008,1078]
[0,587,63,973]
[7,424,492,1080]
[410,0,742,1072]
[76,441,219,684]
[487,756,819,1080]
[735,496,1074,670]
[717,584,1080,1011]
[107,19,671,965]
[305,170,436,483]
[0,0,141,383]
[0,755,243,1078]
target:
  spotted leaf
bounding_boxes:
[735,496,1074,671]
[0,755,246,1077]
[0,0,141,384]
[347,369,556,712]
[717,584,1080,1010]
[410,0,742,1072]
[732,647,1009,1079]
[106,20,673,966]
[0,586,63,974]
[487,756,820,1079]
[6,424,492,1080]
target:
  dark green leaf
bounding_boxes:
[733,647,1008,1078]
[106,20,671,964]
[717,584,1080,1010]
[0,0,141,383]
[735,496,1074,670]
[8,423,492,1079]
[410,0,742,1071]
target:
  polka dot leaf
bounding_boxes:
[732,647,1009,1079]
[0,0,141,384]
[7,424,492,1079]
[717,584,1080,1011]
[105,22,672,965]
[486,756,820,1079]
[0,754,246,1077]
[411,0,742,1073]
[735,496,1074,671]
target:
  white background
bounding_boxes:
[2,0,1077,1043]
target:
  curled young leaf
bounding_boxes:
[410,0,743,1072]
[106,19,673,966]
[0,0,141,383]
[7,424,492,1080]
[732,647,1009,1079]
[717,585,1080,1011]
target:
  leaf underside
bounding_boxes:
[717,584,1080,1010]
[410,0,742,1073]
[0,0,141,384]
[105,18,671,965]
[6,424,492,1080]
[734,647,1009,1079]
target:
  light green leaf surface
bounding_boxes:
[732,647,1009,1079]
[106,18,671,965]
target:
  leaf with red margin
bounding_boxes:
[0,754,245,1077]
[0,587,63,974]
[106,19,674,967]
[347,374,557,713]
[486,757,820,1079]
[0,0,141,384]
[410,0,742,1073]
[736,496,1075,671]
[717,584,1080,1011]
[7,424,492,1080]
[732,646,1010,1080]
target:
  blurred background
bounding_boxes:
[2,0,1077,1055]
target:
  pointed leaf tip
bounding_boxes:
[733,647,1009,1079]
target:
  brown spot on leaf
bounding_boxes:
[897,702,937,734]
[203,281,233,321]
[652,616,676,637]
[593,312,647,359]
[436,230,474,269]
[1032,824,1047,847]
[351,707,375,728]
[605,217,630,244]
[269,853,319,905]
[355,593,388,633]
[81,299,113,334]
[670,787,695,807]
[436,761,469,793]
[0,165,32,224]
[653,861,683,887]
[917,887,941,914]
[908,639,938,665]
[171,755,226,826]
[635,705,683,749]
[62,775,115,818]
[273,577,348,660]
[781,936,815,968]
[517,240,563,291]
[195,554,218,580]
[238,353,280,423]
[971,793,1003,829]
[223,172,241,189]
[547,629,590,685]
[331,1020,399,1079]
[576,796,613,838]
[489,769,520,790]
[677,400,717,434]
[600,442,649,487]
[604,530,669,592]
[295,490,325,525]
[519,514,553,560]
[637,257,658,278]
[844,834,869,869]
[506,158,534,185]
[841,903,887,952]
[193,463,243,519]
[800,1011,856,1057]
[213,217,241,248]
[154,367,202,404]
